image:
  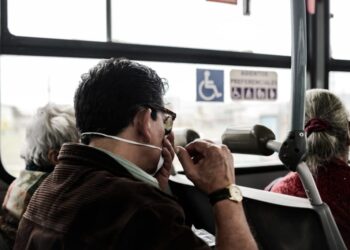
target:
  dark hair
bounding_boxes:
[74,58,167,139]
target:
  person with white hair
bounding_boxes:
[0,103,79,250]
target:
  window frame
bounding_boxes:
[0,0,291,67]
[0,0,347,194]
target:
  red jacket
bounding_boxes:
[270,158,350,248]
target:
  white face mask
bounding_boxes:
[152,155,164,176]
[81,132,164,176]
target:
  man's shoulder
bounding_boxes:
[34,157,179,210]
[56,143,177,202]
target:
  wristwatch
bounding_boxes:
[208,184,243,206]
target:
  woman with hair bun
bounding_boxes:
[269,89,350,247]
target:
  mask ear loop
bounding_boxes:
[81,132,162,151]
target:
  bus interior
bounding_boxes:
[0,0,349,249]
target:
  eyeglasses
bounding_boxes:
[143,104,176,135]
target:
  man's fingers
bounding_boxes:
[184,140,210,156]
[163,138,175,160]
[202,139,215,144]
[166,131,175,148]
[176,146,196,178]
[176,146,190,165]
[162,148,172,168]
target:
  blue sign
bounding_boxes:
[196,69,224,102]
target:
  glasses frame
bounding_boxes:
[142,103,176,135]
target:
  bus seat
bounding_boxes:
[0,179,9,216]
[169,174,215,234]
[169,174,344,250]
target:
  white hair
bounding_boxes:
[305,89,349,174]
[22,103,79,168]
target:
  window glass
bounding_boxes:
[146,61,291,170]
[7,0,106,41]
[330,2,350,59]
[329,72,350,108]
[0,56,290,176]
[7,0,291,55]
[0,56,99,176]
[330,72,350,164]
[112,0,291,55]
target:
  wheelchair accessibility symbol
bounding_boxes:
[196,69,224,102]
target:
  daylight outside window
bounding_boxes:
[7,0,291,56]
[2,0,292,176]
[1,56,291,176]
[330,1,350,59]
[112,0,291,55]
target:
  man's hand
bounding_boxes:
[155,132,175,191]
[177,139,258,250]
[176,139,235,194]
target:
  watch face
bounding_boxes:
[228,184,243,202]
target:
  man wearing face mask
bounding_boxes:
[14,58,257,250]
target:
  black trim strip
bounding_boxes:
[329,59,350,72]
[235,165,286,175]
[1,33,291,68]
[178,165,286,176]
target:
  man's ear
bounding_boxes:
[47,149,59,165]
[134,108,153,143]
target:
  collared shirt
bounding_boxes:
[96,147,160,189]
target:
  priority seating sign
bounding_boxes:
[230,69,277,101]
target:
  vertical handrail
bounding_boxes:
[291,0,307,130]
[106,0,112,42]
[289,0,322,206]
[296,162,322,205]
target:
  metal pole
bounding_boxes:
[290,0,307,130]
[266,140,281,153]
[289,0,323,206]
[297,162,322,205]
[106,0,112,42]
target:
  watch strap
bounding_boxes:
[208,186,231,206]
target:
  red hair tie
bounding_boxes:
[304,118,331,137]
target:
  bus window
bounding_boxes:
[0,55,291,176]
[329,72,350,107]
[7,0,291,56]
[330,1,350,59]
[112,0,291,55]
[8,0,106,41]
[0,56,99,176]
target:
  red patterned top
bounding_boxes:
[270,158,350,248]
